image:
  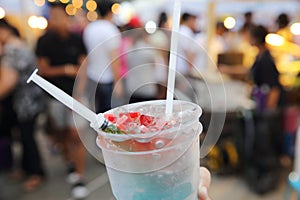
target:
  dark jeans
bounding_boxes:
[17,118,45,176]
[0,97,15,171]
[97,82,113,113]
[87,79,113,113]
[0,115,44,175]
[0,138,13,171]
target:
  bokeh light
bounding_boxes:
[87,11,98,21]
[75,8,83,16]
[66,4,76,16]
[48,0,56,2]
[145,20,157,34]
[0,7,5,19]
[291,22,300,35]
[72,0,83,9]
[34,0,46,7]
[86,0,97,11]
[28,16,48,30]
[112,3,121,14]
[38,17,48,29]
[224,16,236,29]
[266,33,285,46]
[60,0,69,4]
[118,2,134,25]
[28,16,38,29]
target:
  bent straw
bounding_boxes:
[27,69,106,130]
[165,0,181,117]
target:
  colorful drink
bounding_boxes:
[96,100,202,200]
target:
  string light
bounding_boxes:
[87,11,98,21]
[72,0,83,9]
[75,8,83,16]
[66,4,76,16]
[60,0,69,4]
[111,3,121,14]
[34,0,46,7]
[86,0,97,11]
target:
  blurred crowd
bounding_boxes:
[0,0,300,199]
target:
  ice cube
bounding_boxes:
[140,115,155,127]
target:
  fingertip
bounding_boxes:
[200,167,211,188]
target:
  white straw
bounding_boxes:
[27,69,100,127]
[166,0,181,117]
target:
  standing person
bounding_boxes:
[249,25,285,110]
[247,25,285,194]
[275,13,292,42]
[35,2,88,199]
[240,11,254,33]
[0,18,45,192]
[177,12,198,75]
[125,29,158,103]
[219,25,285,109]
[219,25,285,194]
[83,0,122,113]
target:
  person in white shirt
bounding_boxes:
[125,29,158,103]
[177,12,198,75]
[194,21,229,72]
[83,0,122,113]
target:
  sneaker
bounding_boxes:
[66,172,81,185]
[71,182,89,199]
[66,164,81,184]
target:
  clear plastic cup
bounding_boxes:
[96,100,202,200]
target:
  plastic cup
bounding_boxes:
[96,100,202,200]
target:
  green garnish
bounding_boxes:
[103,124,124,134]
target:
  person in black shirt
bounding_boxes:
[35,2,88,199]
[249,25,285,110]
[219,25,285,111]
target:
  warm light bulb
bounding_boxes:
[291,23,300,35]
[112,3,121,14]
[224,17,236,30]
[60,0,69,4]
[87,11,98,21]
[34,0,45,7]
[266,33,285,46]
[86,0,97,11]
[72,0,83,8]
[66,4,76,16]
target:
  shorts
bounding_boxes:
[48,99,87,130]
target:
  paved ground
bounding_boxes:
[0,126,297,200]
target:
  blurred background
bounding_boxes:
[1,0,300,199]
